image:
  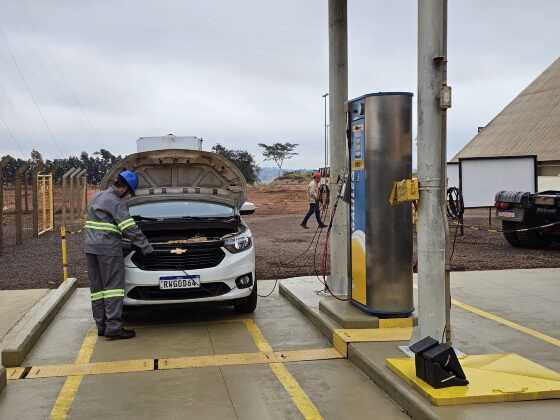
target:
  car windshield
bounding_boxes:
[129,201,235,219]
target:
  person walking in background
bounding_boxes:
[300,172,327,229]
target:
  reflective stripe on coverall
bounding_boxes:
[84,185,153,333]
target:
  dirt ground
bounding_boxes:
[0,184,558,290]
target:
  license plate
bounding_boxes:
[497,210,516,218]
[159,275,200,290]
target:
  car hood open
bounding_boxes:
[101,149,247,209]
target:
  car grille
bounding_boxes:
[131,246,226,271]
[127,283,231,301]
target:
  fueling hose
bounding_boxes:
[446,187,464,220]
[252,183,333,298]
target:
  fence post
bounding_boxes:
[73,169,86,229]
[15,162,30,245]
[32,162,44,238]
[49,164,60,231]
[81,173,88,217]
[24,174,29,213]
[0,155,12,256]
[61,167,77,228]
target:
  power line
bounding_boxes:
[0,82,32,153]
[70,0,158,135]
[0,110,25,156]
[16,0,105,150]
[0,2,102,150]
[0,25,64,155]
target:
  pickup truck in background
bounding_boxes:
[494,190,560,249]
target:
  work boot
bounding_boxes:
[98,329,105,337]
[318,223,327,228]
[105,329,136,340]
[300,222,309,229]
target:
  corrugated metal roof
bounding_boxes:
[452,57,560,162]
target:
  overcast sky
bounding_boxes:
[0,0,558,169]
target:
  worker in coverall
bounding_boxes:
[300,172,327,229]
[85,171,153,340]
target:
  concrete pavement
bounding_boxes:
[0,282,408,420]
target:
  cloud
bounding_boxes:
[0,0,558,171]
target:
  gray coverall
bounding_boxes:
[85,186,153,333]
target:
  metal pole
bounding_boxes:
[327,0,349,295]
[61,226,68,281]
[415,0,448,342]
[322,93,329,170]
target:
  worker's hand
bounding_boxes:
[142,244,154,256]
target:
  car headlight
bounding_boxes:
[223,234,252,253]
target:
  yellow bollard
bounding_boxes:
[61,226,68,281]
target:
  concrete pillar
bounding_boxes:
[328,0,349,295]
[415,0,448,342]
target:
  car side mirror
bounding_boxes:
[240,202,256,215]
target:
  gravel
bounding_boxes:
[0,209,558,290]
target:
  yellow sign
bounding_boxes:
[389,178,419,205]
[351,159,365,170]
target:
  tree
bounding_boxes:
[212,144,261,184]
[258,142,298,176]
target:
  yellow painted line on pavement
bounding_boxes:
[242,319,323,420]
[269,363,324,420]
[50,329,97,420]
[242,319,274,354]
[452,298,560,347]
[413,283,559,347]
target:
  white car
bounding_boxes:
[101,149,257,313]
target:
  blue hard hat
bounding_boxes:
[118,171,139,194]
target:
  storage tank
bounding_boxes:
[137,134,203,152]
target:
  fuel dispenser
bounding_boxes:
[348,92,414,317]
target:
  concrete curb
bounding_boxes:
[348,345,438,420]
[1,278,77,368]
[279,281,440,420]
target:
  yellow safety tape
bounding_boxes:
[9,348,344,380]
[452,299,560,347]
[332,328,413,358]
[50,329,97,419]
[160,352,271,370]
[28,359,153,379]
[269,363,324,420]
[451,220,560,234]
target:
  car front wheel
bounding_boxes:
[234,281,257,314]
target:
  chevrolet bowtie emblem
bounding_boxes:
[170,248,187,255]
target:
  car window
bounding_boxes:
[129,201,235,218]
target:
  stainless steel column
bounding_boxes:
[364,94,413,314]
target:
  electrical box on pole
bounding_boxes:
[347,92,414,317]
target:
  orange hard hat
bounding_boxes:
[313,171,321,178]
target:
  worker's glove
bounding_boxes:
[142,244,154,256]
